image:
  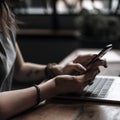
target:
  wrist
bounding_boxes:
[44,63,63,79]
[44,63,57,79]
[38,78,59,101]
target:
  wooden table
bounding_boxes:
[12,49,120,120]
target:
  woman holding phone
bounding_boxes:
[0,0,107,119]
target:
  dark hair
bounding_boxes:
[0,1,16,38]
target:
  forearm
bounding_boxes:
[0,79,58,120]
[14,62,46,83]
[0,87,37,120]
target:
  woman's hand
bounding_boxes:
[54,67,100,94]
[62,54,107,75]
[45,54,107,78]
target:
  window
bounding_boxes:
[12,0,120,30]
[12,0,120,15]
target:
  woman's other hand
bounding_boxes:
[54,67,100,94]
[45,54,107,78]
[62,54,107,75]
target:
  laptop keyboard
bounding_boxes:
[81,77,114,98]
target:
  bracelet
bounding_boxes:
[44,63,57,79]
[34,85,41,106]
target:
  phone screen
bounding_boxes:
[87,44,113,65]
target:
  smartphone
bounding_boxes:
[87,44,113,65]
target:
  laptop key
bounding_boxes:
[98,78,113,97]
[91,78,107,97]
[81,77,113,98]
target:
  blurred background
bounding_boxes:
[11,0,120,64]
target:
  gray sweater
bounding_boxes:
[0,28,16,92]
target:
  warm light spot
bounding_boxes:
[94,1,104,9]
[82,0,93,10]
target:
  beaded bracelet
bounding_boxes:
[34,85,41,106]
[44,63,57,79]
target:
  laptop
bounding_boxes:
[54,75,120,104]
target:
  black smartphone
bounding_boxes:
[87,44,113,65]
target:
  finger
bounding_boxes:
[76,68,99,89]
[67,62,87,73]
[92,59,108,68]
[82,54,98,67]
[73,54,97,63]
[73,63,87,73]
[85,68,100,82]
[81,68,100,90]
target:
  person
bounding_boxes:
[0,0,107,120]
